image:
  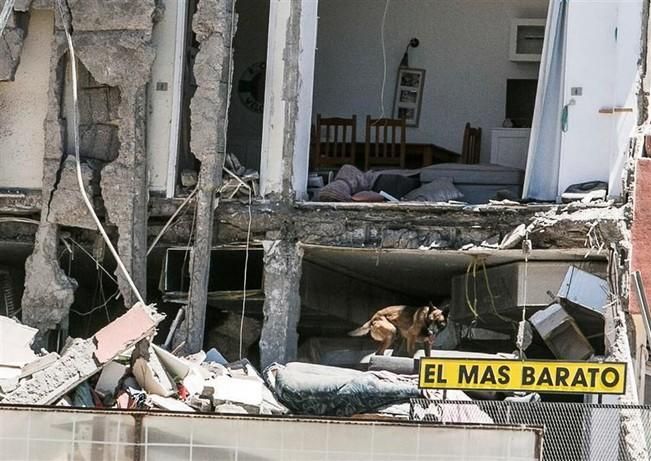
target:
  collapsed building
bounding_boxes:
[2,0,651,459]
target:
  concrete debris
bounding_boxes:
[2,302,162,405]
[94,361,126,396]
[499,223,528,249]
[0,315,38,368]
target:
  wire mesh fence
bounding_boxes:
[410,399,651,461]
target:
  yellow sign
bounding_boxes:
[419,358,626,394]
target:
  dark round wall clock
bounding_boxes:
[238,62,266,113]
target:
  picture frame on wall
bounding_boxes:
[393,68,425,127]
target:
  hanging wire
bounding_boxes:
[147,185,199,256]
[238,186,253,360]
[54,0,145,306]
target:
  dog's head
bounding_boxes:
[425,302,447,336]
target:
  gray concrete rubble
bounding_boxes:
[2,302,162,404]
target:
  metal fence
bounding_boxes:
[410,399,651,461]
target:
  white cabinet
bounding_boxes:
[490,128,530,170]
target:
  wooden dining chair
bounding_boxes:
[313,114,357,169]
[460,123,481,164]
[364,116,406,170]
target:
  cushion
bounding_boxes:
[402,177,464,202]
[371,174,420,199]
[351,191,385,202]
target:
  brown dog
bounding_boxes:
[348,303,446,357]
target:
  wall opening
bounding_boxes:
[298,245,609,403]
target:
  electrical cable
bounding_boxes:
[65,237,118,285]
[0,217,40,225]
[147,185,198,256]
[54,0,145,306]
[238,187,253,360]
[70,290,120,317]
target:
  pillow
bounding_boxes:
[401,177,464,202]
[372,174,420,199]
[351,191,385,202]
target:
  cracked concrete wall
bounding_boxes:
[21,0,157,332]
[63,1,155,307]
[21,33,76,335]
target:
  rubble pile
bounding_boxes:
[0,303,482,421]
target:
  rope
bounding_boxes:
[54,0,145,306]
[479,258,514,324]
[464,260,479,319]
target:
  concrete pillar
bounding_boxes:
[260,0,318,199]
[180,0,236,353]
[259,240,303,368]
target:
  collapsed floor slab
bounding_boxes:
[3,302,163,405]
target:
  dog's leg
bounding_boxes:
[406,336,417,357]
[423,336,433,357]
[371,319,397,355]
[376,334,395,355]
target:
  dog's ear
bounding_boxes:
[428,301,435,313]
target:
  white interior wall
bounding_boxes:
[0,10,53,189]
[227,0,269,170]
[147,0,184,194]
[313,0,549,163]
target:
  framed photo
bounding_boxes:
[393,68,425,127]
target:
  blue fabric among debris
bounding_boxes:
[265,362,421,417]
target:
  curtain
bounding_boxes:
[522,0,568,201]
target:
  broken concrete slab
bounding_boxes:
[3,302,163,405]
[529,303,595,360]
[149,394,195,412]
[19,352,59,379]
[0,315,38,368]
[94,303,162,363]
[66,0,157,34]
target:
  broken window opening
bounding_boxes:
[298,245,611,403]
[167,0,267,200]
[156,245,264,364]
